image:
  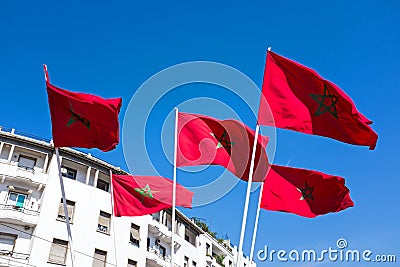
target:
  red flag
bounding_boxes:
[177,112,269,182]
[112,174,193,217]
[46,74,122,152]
[261,165,354,218]
[258,51,378,149]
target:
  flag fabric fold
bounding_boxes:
[258,51,378,149]
[177,112,269,182]
[46,81,122,152]
[261,165,354,218]
[112,174,194,217]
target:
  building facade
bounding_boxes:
[0,128,255,267]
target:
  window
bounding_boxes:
[48,238,68,265]
[184,229,197,247]
[18,155,36,171]
[162,214,168,226]
[192,261,197,267]
[96,179,109,192]
[7,192,27,209]
[206,243,211,255]
[97,211,111,234]
[228,260,233,267]
[92,249,107,267]
[130,223,140,247]
[127,259,137,267]
[61,166,77,180]
[57,199,75,223]
[0,233,16,252]
[147,237,150,249]
[159,245,166,258]
[184,256,189,267]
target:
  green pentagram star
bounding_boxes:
[66,102,91,129]
[310,83,339,119]
[297,182,314,201]
[134,184,158,202]
[211,130,234,153]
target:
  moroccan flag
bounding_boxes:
[177,112,269,182]
[46,79,122,152]
[112,174,194,217]
[261,165,354,218]
[258,51,378,149]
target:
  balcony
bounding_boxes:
[0,204,39,226]
[206,254,225,267]
[148,219,182,250]
[0,250,30,267]
[148,218,172,244]
[0,161,47,185]
[146,247,170,267]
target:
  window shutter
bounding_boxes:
[58,200,75,222]
[98,212,110,227]
[93,249,107,267]
[130,224,140,241]
[48,239,68,265]
[58,202,64,218]
[67,203,74,221]
[98,211,110,234]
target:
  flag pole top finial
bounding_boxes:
[43,64,50,83]
[267,47,272,52]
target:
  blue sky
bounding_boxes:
[1,1,399,266]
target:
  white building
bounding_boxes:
[0,128,255,267]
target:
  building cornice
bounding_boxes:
[0,128,126,174]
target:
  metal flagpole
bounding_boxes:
[236,124,260,267]
[45,66,76,266]
[171,107,179,267]
[55,148,76,267]
[109,169,119,267]
[249,182,264,262]
[247,46,272,265]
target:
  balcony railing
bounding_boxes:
[0,204,39,216]
[17,165,35,173]
[147,247,170,264]
[0,250,30,267]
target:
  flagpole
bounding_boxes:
[171,107,179,267]
[109,169,119,267]
[245,46,272,266]
[249,182,264,262]
[55,148,76,267]
[236,124,260,267]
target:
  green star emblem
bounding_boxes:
[66,102,91,129]
[297,182,314,201]
[134,184,158,202]
[211,130,234,153]
[310,83,339,119]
